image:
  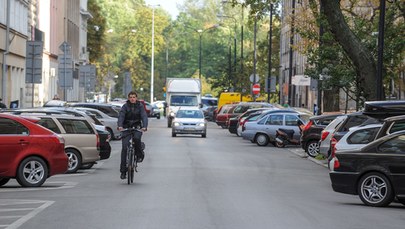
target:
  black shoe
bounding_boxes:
[120,172,126,179]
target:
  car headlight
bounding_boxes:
[173,122,181,126]
[198,123,206,127]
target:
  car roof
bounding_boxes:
[348,123,383,132]
[384,114,405,122]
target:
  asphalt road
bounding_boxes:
[0,118,404,229]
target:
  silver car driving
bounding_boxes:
[172,107,207,138]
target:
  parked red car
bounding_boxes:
[0,114,68,187]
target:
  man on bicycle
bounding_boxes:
[117,91,148,179]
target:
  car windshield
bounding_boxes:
[176,110,203,118]
[170,95,198,106]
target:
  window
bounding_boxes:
[317,117,338,126]
[37,118,61,134]
[343,115,369,131]
[170,95,198,106]
[378,135,405,154]
[347,127,380,144]
[389,120,405,134]
[0,118,29,135]
[265,115,283,125]
[58,119,94,134]
[285,115,299,126]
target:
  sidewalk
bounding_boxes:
[287,147,328,168]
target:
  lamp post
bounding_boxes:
[217,14,237,90]
[221,0,244,74]
[252,14,258,101]
[184,24,219,81]
[150,4,159,103]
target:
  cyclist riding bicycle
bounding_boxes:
[117,91,148,179]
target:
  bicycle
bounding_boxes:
[121,127,145,184]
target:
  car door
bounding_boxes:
[264,114,284,138]
[284,114,303,140]
[57,118,99,163]
[0,117,30,173]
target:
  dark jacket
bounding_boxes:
[118,100,148,129]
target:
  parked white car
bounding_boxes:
[334,124,383,152]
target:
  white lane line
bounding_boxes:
[0,181,77,192]
[0,216,22,219]
[6,200,54,229]
[0,208,35,212]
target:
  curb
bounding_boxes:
[287,148,328,168]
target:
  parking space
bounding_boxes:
[0,199,54,229]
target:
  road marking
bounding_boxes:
[0,181,77,192]
[0,200,54,229]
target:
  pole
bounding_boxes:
[267,3,273,103]
[2,0,10,106]
[151,7,155,103]
[199,33,202,81]
[252,15,257,102]
[376,0,385,100]
[241,5,244,74]
[31,44,34,107]
[64,42,67,101]
[288,0,296,106]
[233,26,237,91]
[318,1,324,115]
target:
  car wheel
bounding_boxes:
[306,140,319,158]
[0,177,10,186]
[80,163,95,170]
[157,115,160,119]
[65,149,82,174]
[202,133,206,138]
[172,132,176,137]
[255,134,269,146]
[357,172,394,207]
[16,156,48,187]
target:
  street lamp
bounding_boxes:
[149,4,160,103]
[217,14,237,90]
[221,0,245,73]
[196,25,219,81]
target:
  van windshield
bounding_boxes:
[170,95,198,106]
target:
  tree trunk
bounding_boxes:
[320,0,378,101]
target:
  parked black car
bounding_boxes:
[97,129,111,161]
[329,130,405,207]
[300,114,342,157]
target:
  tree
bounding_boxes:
[87,0,107,63]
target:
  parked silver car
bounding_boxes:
[20,114,100,173]
[172,107,207,138]
[242,111,310,146]
[318,115,347,157]
[75,107,120,139]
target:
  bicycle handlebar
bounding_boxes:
[120,127,144,132]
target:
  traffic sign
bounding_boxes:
[249,74,260,83]
[253,84,260,95]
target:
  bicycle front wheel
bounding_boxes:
[127,148,134,185]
